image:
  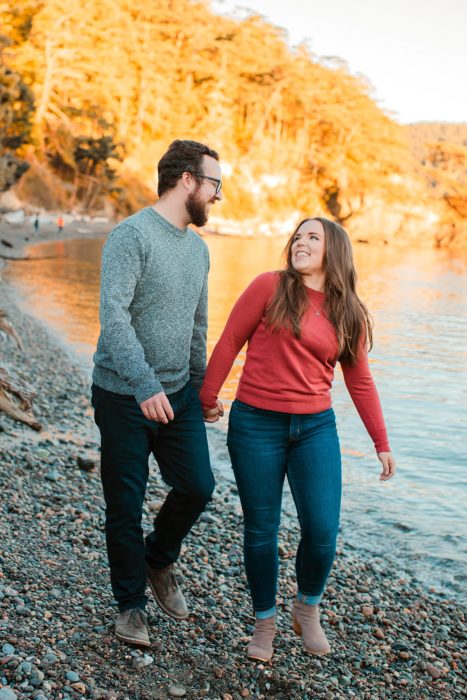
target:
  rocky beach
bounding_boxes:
[0,223,466,700]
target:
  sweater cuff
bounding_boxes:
[199,385,217,412]
[135,379,164,405]
[375,442,390,454]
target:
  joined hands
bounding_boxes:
[203,400,224,423]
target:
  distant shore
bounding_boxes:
[0,234,465,698]
[0,212,292,257]
[0,217,113,265]
[0,216,282,268]
[2,208,467,257]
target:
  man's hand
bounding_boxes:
[203,399,224,423]
[140,392,174,424]
[377,451,396,481]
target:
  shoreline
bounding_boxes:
[0,220,113,265]
[3,217,467,264]
[0,239,466,699]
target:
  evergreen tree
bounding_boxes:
[0,35,34,191]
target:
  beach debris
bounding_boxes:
[0,252,65,261]
[0,364,41,430]
[0,309,22,350]
[0,310,41,430]
[70,682,86,694]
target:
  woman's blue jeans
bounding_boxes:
[227,400,341,613]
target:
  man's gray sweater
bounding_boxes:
[92,207,209,403]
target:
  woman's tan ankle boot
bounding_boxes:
[292,600,331,655]
[247,615,276,662]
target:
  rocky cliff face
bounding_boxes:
[1,186,466,250]
[347,200,466,250]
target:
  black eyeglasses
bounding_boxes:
[195,174,222,195]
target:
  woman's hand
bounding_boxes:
[377,452,396,481]
[203,399,224,423]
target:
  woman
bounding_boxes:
[199,217,396,662]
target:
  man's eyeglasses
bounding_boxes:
[195,174,222,195]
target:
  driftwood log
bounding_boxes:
[0,310,42,430]
[0,254,64,261]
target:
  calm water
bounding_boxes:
[5,235,467,603]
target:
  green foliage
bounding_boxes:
[74,136,121,179]
[0,34,34,190]
[73,135,123,210]
[0,57,34,150]
[0,2,44,46]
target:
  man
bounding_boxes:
[91,139,223,646]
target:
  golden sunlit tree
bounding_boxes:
[1,0,464,245]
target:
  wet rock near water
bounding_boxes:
[0,283,466,699]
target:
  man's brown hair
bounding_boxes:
[157,140,219,197]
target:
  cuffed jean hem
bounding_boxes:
[297,591,322,605]
[255,606,276,619]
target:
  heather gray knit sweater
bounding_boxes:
[92,207,209,403]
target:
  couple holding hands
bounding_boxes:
[91,139,395,662]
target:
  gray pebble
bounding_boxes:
[16,605,32,616]
[133,653,154,669]
[65,671,80,682]
[1,289,466,700]
[0,688,17,700]
[45,470,59,482]
[42,653,58,665]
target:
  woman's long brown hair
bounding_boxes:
[264,217,373,365]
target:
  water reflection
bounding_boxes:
[4,238,103,356]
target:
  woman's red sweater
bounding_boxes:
[199,272,390,453]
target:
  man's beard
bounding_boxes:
[186,189,211,227]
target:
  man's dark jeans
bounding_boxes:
[91,381,214,612]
